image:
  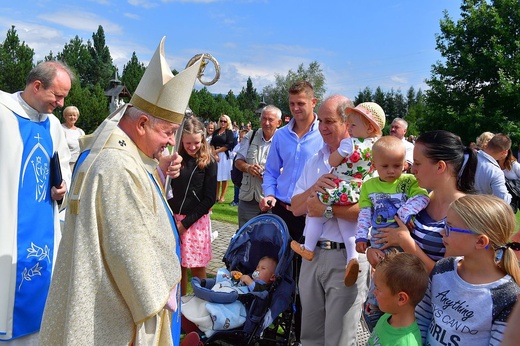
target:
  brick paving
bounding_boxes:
[208,219,239,274]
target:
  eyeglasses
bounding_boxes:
[220,120,227,123]
[444,224,480,237]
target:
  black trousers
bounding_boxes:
[272,199,305,342]
[272,199,305,241]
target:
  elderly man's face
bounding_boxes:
[318,99,348,150]
[260,110,282,139]
[141,118,179,159]
[390,121,407,139]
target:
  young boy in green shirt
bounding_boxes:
[367,251,429,346]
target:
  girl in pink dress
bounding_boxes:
[168,117,217,295]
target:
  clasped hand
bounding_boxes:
[366,216,414,267]
[306,173,337,217]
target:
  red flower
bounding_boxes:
[349,151,361,163]
[353,172,363,180]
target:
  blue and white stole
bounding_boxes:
[13,113,54,338]
[150,173,181,346]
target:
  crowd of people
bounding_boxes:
[1,35,520,346]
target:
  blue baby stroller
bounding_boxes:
[185,214,296,345]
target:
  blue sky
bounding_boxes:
[0,0,462,99]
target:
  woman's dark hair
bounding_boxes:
[416,130,476,193]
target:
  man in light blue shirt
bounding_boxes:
[259,80,322,344]
[260,80,323,241]
[475,133,512,203]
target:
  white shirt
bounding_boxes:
[503,161,520,180]
[292,144,357,243]
[402,138,414,164]
[475,150,511,203]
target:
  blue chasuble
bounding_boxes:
[12,114,55,338]
[150,173,181,346]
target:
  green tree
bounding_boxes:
[262,61,326,117]
[191,87,218,121]
[354,87,373,104]
[423,0,520,144]
[85,26,115,89]
[373,87,385,109]
[236,77,260,123]
[121,52,145,95]
[0,26,34,92]
[225,90,237,108]
[237,78,259,112]
[406,89,426,136]
[57,36,93,88]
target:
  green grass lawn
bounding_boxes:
[211,182,239,224]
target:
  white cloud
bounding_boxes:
[88,0,111,4]
[128,0,159,9]
[0,18,68,60]
[38,10,122,35]
[124,13,141,20]
[162,0,222,3]
[390,75,408,84]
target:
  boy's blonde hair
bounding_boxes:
[449,195,520,284]
[372,136,405,160]
[376,251,429,307]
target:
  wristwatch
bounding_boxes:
[323,206,334,219]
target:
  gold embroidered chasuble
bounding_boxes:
[40,126,180,345]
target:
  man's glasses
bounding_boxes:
[444,224,480,237]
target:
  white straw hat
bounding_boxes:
[346,102,386,132]
[130,37,202,124]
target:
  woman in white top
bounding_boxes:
[61,106,85,171]
[498,148,520,180]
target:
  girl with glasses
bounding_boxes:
[416,194,520,345]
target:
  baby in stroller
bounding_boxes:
[182,256,277,338]
[231,256,277,292]
[181,214,295,345]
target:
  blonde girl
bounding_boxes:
[416,195,520,346]
[168,116,217,294]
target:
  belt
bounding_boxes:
[317,240,345,250]
[277,199,292,211]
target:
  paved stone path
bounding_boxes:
[208,219,239,274]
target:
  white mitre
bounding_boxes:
[67,37,202,214]
[130,36,202,124]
